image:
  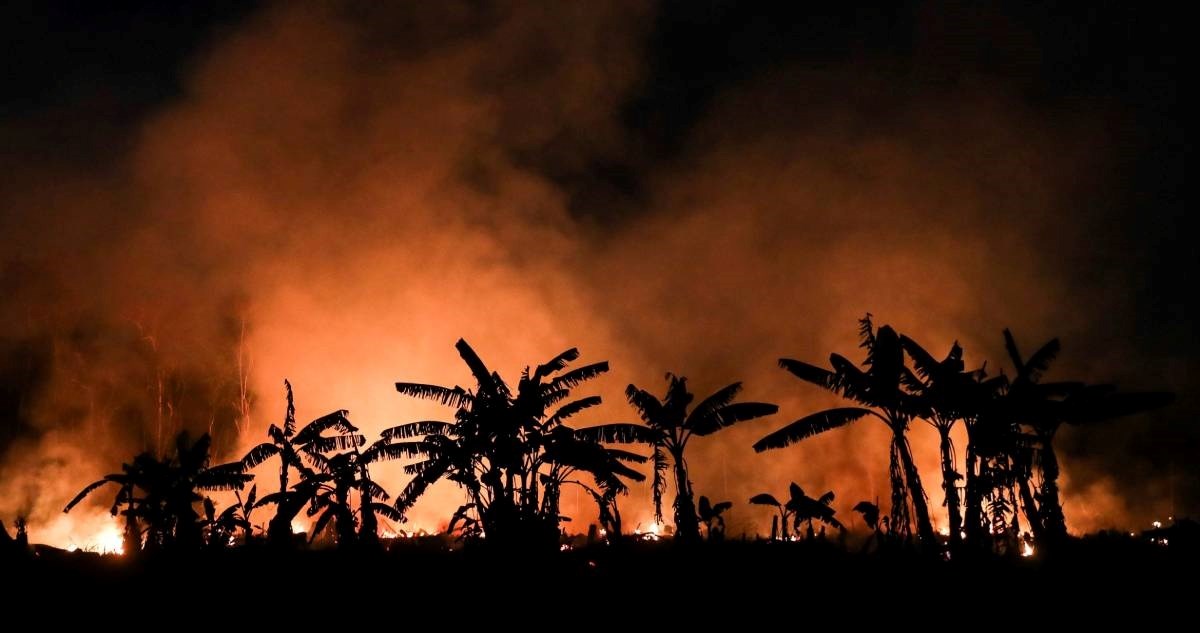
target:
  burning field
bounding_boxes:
[0,1,1192,573]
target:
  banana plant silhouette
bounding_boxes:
[853,500,884,551]
[578,374,777,543]
[303,436,410,548]
[572,484,625,539]
[756,315,936,546]
[751,483,840,540]
[66,431,251,551]
[388,339,644,547]
[698,496,733,540]
[750,491,798,540]
[853,500,880,532]
[64,454,151,554]
[202,485,257,547]
[240,380,363,546]
[898,335,1004,547]
[997,330,1173,542]
[539,427,647,524]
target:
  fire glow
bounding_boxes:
[68,524,124,556]
[0,1,1183,553]
[633,522,663,542]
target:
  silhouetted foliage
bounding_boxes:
[750,492,795,541]
[65,431,251,552]
[388,339,645,548]
[698,496,733,541]
[986,330,1174,547]
[751,483,840,541]
[593,374,776,543]
[0,517,29,558]
[302,438,408,549]
[899,334,1004,549]
[758,315,936,546]
[53,327,1171,559]
[203,486,257,547]
[853,501,880,531]
[242,380,363,546]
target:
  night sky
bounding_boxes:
[1,1,1193,543]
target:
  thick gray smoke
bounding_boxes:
[0,2,1188,547]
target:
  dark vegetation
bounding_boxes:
[2,316,1182,581]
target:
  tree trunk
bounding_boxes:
[1016,474,1042,541]
[267,515,292,546]
[1038,437,1067,542]
[1006,485,1022,554]
[279,463,288,507]
[963,442,985,545]
[357,461,380,546]
[335,485,356,548]
[269,457,293,546]
[172,503,203,550]
[123,507,141,555]
[358,493,379,547]
[937,427,963,545]
[888,438,911,541]
[527,470,539,515]
[895,430,937,546]
[671,453,701,542]
[542,481,561,520]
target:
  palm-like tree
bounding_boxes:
[66,431,251,551]
[166,432,253,549]
[388,339,644,547]
[999,331,1172,541]
[949,373,1011,547]
[970,330,1173,547]
[350,438,411,546]
[580,374,777,543]
[63,456,148,554]
[697,496,733,540]
[756,316,935,545]
[539,427,647,524]
[986,331,1068,541]
[241,380,363,545]
[267,433,408,549]
[1040,385,1170,538]
[305,453,358,546]
[899,335,1002,547]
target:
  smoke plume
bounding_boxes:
[1,2,1189,546]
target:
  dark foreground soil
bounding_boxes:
[4,538,1193,623]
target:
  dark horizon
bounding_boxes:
[1,1,1192,549]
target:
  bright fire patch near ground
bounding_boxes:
[632,522,662,541]
[95,526,125,555]
[1021,542,1035,558]
[68,525,124,556]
